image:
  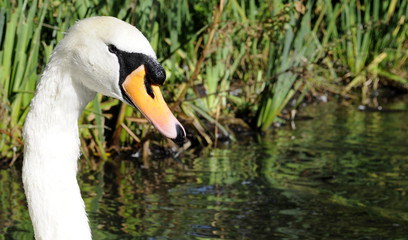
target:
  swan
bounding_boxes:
[22,16,186,240]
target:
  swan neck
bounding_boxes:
[23,60,94,240]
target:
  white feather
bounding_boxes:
[22,16,157,240]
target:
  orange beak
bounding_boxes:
[122,65,185,143]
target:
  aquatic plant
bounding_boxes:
[0,0,407,162]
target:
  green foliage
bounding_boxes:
[0,0,48,160]
[0,0,407,161]
[337,0,408,102]
[257,2,325,130]
[257,0,408,130]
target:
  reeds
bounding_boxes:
[0,0,407,161]
[257,0,408,129]
[0,0,48,161]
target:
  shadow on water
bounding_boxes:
[1,96,408,239]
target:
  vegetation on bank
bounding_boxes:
[0,0,407,162]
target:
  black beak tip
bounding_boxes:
[172,124,186,146]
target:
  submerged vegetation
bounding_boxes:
[0,0,407,162]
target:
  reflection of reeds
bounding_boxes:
[2,101,407,238]
[1,0,407,161]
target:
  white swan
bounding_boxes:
[22,16,186,240]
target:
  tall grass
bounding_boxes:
[257,0,408,130]
[257,1,325,130]
[0,0,47,161]
[0,0,407,161]
[338,0,408,102]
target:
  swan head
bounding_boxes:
[55,16,185,144]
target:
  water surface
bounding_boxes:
[1,98,408,239]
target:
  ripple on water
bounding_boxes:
[1,99,408,239]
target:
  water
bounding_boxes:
[1,98,408,239]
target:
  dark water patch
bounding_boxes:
[1,98,408,239]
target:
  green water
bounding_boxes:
[1,98,408,239]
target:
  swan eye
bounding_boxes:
[108,44,118,54]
